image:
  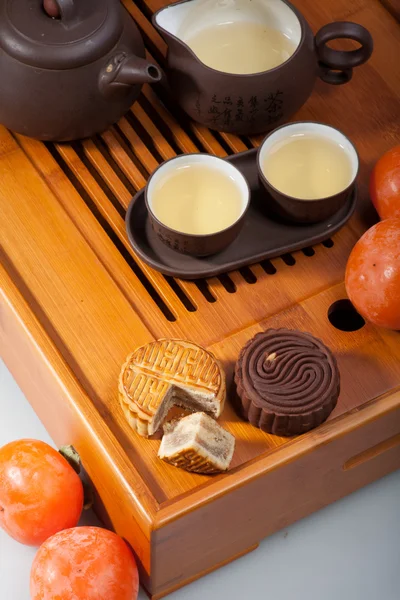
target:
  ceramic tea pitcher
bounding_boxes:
[0,0,162,141]
[153,0,373,135]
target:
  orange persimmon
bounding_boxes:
[0,439,83,546]
[345,218,400,330]
[30,527,139,600]
[370,146,400,219]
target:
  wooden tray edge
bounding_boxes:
[154,385,400,526]
[0,260,159,534]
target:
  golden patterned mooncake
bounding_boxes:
[119,339,226,437]
[158,412,235,474]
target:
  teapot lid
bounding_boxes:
[0,0,123,70]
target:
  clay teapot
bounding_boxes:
[0,0,162,141]
[153,0,373,136]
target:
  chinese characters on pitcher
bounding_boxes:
[207,94,233,127]
[205,91,284,127]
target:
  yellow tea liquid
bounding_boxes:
[186,22,296,74]
[151,163,243,234]
[263,134,353,199]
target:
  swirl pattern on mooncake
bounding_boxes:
[235,329,340,436]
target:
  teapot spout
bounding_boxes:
[113,55,162,86]
[100,53,162,97]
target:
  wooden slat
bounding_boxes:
[189,123,228,156]
[220,133,249,153]
[131,103,176,160]
[118,116,159,174]
[101,128,147,190]
[142,86,200,154]
[82,139,133,204]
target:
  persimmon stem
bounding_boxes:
[58,445,93,510]
[59,445,81,474]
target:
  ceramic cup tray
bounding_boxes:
[126,148,357,280]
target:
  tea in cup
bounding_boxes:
[146,154,250,256]
[257,122,359,223]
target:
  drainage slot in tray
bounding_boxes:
[239,266,257,284]
[218,274,237,293]
[195,280,216,303]
[164,276,197,312]
[260,260,277,275]
[281,253,296,266]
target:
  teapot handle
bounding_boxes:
[43,0,76,21]
[315,22,373,85]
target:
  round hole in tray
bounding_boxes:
[328,299,365,332]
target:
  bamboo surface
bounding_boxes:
[1,0,400,597]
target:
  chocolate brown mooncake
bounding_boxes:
[158,412,235,474]
[235,329,340,436]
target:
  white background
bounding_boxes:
[1,359,399,599]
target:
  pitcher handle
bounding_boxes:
[315,22,373,85]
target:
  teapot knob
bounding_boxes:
[43,0,76,21]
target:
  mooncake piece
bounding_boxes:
[235,329,340,436]
[158,412,235,474]
[119,339,226,437]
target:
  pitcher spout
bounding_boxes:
[152,0,201,43]
[153,0,239,51]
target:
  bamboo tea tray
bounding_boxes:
[1,0,400,598]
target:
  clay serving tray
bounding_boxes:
[125,148,357,279]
